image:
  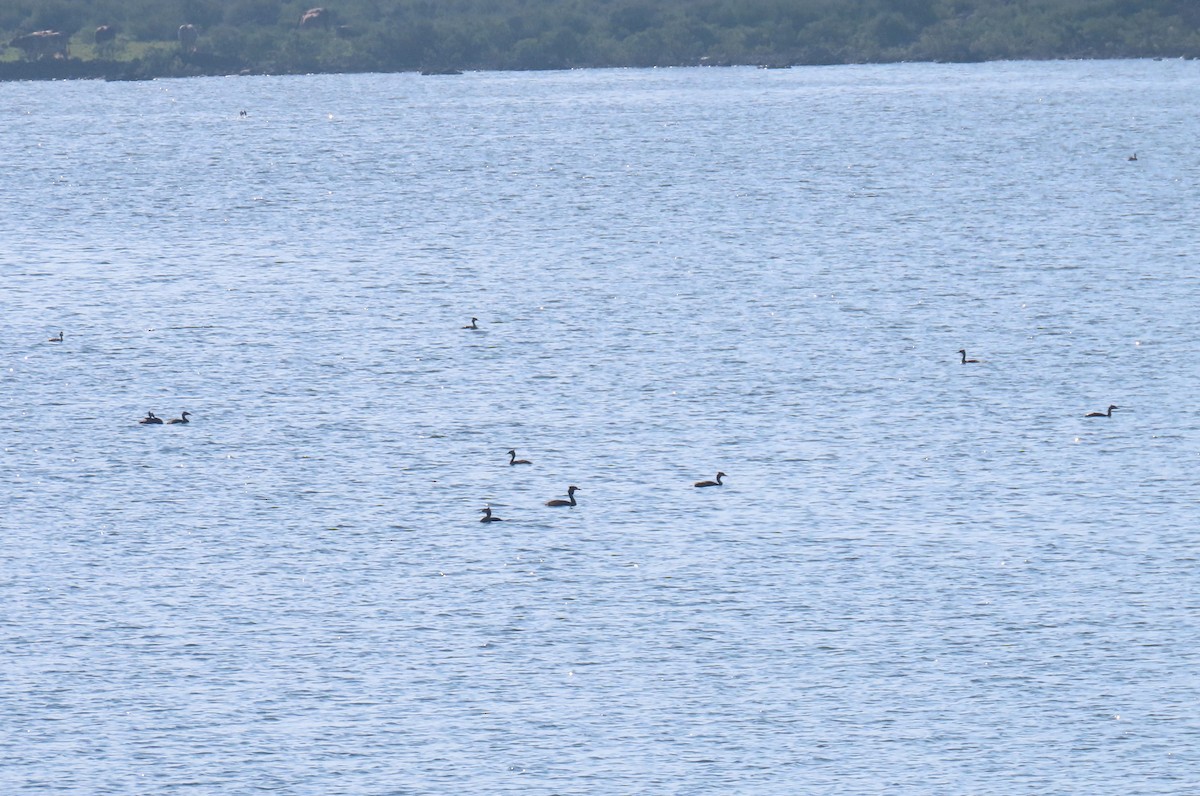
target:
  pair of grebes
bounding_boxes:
[468,326,1117,419]
[44,336,193,426]
[139,411,191,425]
[958,349,1117,417]
[480,449,725,522]
[466,324,1114,419]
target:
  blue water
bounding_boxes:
[2,61,1199,793]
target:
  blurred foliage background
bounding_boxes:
[2,0,1199,75]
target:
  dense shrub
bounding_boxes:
[3,0,1198,75]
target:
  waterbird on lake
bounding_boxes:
[958,349,979,364]
[1129,153,1138,161]
[694,472,726,488]
[166,411,191,424]
[545,485,579,507]
[480,507,503,522]
[48,331,64,342]
[139,411,163,425]
[463,317,479,329]
[1086,404,1118,418]
[507,449,531,466]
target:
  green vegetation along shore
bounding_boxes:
[3,0,1199,81]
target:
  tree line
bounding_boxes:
[3,0,1199,79]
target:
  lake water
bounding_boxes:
[2,60,1199,793]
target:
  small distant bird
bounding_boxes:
[1085,404,1118,418]
[48,331,63,342]
[166,411,191,425]
[546,485,579,507]
[139,411,163,425]
[694,472,726,488]
[463,317,479,330]
[480,506,503,522]
[239,110,248,117]
[507,449,531,466]
[1128,153,1138,161]
[958,349,979,364]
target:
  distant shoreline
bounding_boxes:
[6,0,1199,83]
[0,53,248,82]
[1,54,1195,83]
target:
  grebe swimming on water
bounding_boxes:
[694,472,726,488]
[463,317,479,330]
[1085,404,1118,417]
[545,485,579,507]
[480,507,503,522]
[167,412,191,424]
[139,411,163,425]
[507,449,531,465]
[957,349,979,364]
[48,331,63,343]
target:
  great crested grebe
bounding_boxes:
[507,449,531,465]
[1085,404,1118,418]
[694,472,726,488]
[480,507,503,522]
[545,485,579,507]
[957,349,979,364]
[48,331,63,342]
[463,317,479,329]
[139,411,163,425]
[167,411,191,424]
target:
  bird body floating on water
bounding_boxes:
[480,507,503,522]
[507,449,531,466]
[546,486,579,507]
[167,412,191,424]
[1086,404,1118,418]
[957,349,979,364]
[463,317,479,330]
[139,411,163,425]
[694,472,726,488]
[48,331,63,343]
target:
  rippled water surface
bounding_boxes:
[3,61,1199,793]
